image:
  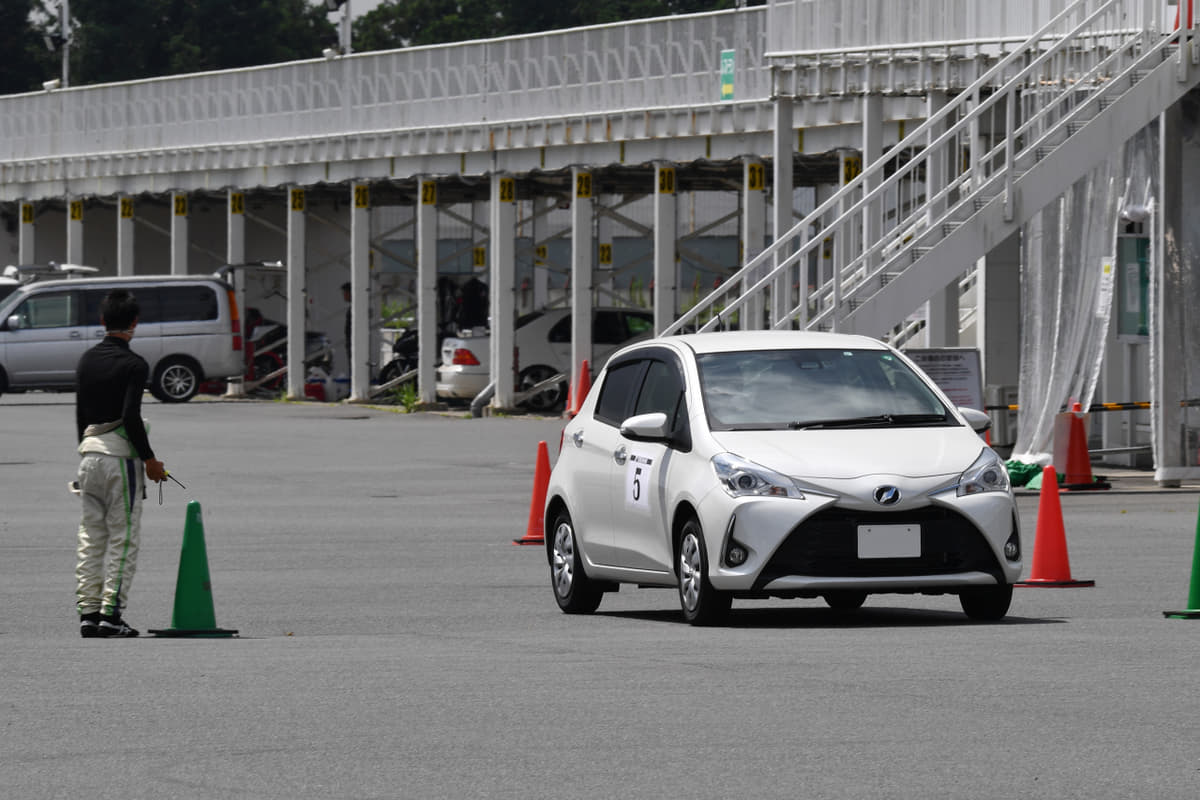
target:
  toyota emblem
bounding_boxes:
[873,486,901,506]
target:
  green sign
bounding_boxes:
[720,49,735,101]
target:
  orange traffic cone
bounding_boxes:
[1016,466,1095,587]
[572,359,591,416]
[1061,402,1110,490]
[514,440,551,545]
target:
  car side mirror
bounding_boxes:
[5,314,22,331]
[958,407,992,434]
[620,412,671,442]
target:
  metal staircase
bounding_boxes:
[666,0,1198,339]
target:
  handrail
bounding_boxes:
[666,0,1173,337]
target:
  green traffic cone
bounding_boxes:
[1163,497,1200,619]
[150,500,238,637]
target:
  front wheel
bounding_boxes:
[677,518,731,625]
[960,584,1013,621]
[151,357,200,403]
[550,509,602,614]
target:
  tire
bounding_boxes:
[677,517,731,625]
[0,366,6,398]
[151,357,201,403]
[823,591,868,611]
[518,364,566,413]
[252,352,285,391]
[379,358,414,385]
[960,584,1013,621]
[550,509,603,614]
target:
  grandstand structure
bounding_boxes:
[1,0,1197,482]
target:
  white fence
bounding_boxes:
[0,8,769,164]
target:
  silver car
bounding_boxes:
[544,331,1021,625]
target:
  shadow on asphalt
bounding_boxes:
[599,606,1064,629]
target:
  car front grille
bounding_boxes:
[754,505,1003,589]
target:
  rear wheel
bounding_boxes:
[677,517,731,625]
[518,364,565,412]
[960,584,1013,621]
[550,509,603,614]
[151,357,200,403]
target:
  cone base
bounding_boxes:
[1163,609,1200,619]
[512,537,544,546]
[1015,578,1096,587]
[149,627,239,638]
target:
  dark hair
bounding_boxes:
[100,290,140,331]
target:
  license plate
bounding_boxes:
[857,524,921,558]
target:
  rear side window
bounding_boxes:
[594,360,646,425]
[160,286,218,322]
[83,288,165,325]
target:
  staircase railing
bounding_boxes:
[666,0,1185,337]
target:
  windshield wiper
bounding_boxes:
[788,413,948,430]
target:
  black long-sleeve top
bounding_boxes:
[75,336,155,460]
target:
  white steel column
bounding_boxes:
[349,182,371,400]
[18,201,34,265]
[170,192,188,275]
[416,179,438,404]
[66,197,83,265]
[286,187,307,400]
[742,158,767,330]
[653,163,677,334]
[117,195,134,276]
[862,94,883,276]
[772,96,794,327]
[490,173,517,409]
[571,167,594,394]
[596,194,614,304]
[225,190,246,397]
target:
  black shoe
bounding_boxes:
[80,612,102,638]
[97,615,139,638]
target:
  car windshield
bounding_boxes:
[697,348,953,431]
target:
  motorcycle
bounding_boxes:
[245,308,334,391]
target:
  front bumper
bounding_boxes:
[697,483,1021,596]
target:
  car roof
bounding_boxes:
[664,330,890,355]
[9,274,230,293]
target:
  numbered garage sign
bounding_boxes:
[625,452,655,512]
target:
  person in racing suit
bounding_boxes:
[74,289,167,638]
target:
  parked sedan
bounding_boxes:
[544,331,1021,625]
[436,307,654,410]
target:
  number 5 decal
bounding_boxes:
[625,453,654,512]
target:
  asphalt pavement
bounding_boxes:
[3,392,1199,799]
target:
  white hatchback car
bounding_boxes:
[436,307,654,410]
[544,331,1021,625]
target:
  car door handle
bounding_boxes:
[70,331,82,339]
[572,430,584,448]
[613,445,627,465]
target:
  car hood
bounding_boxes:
[708,427,984,481]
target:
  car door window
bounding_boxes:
[634,359,685,429]
[593,311,625,345]
[547,315,572,343]
[595,360,647,426]
[14,291,75,328]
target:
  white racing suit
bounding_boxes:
[76,424,145,618]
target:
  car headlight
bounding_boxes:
[712,453,805,499]
[957,448,1011,496]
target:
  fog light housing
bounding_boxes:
[1004,531,1020,561]
[726,543,748,567]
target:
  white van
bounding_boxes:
[0,275,244,402]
